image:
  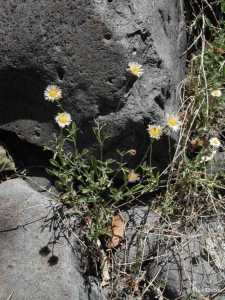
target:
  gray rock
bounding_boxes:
[146,218,225,299]
[24,176,57,194]
[107,206,161,298]
[0,178,103,300]
[215,296,225,300]
[117,206,161,264]
[0,0,186,166]
[111,206,225,299]
[207,151,225,175]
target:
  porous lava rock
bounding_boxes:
[0,0,186,166]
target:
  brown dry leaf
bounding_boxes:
[84,215,92,227]
[101,251,110,287]
[191,138,204,147]
[213,47,225,55]
[127,149,137,156]
[130,280,140,295]
[107,214,125,249]
[189,137,205,152]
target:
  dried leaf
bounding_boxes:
[127,149,137,156]
[84,216,92,227]
[107,214,125,249]
[101,251,110,287]
[130,280,140,295]
[213,47,225,55]
[191,138,204,148]
[112,214,125,238]
[0,145,16,172]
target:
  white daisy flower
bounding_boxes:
[210,89,222,97]
[44,85,62,102]
[127,170,140,183]
[127,62,144,78]
[209,137,221,148]
[147,125,163,140]
[55,112,72,128]
[166,114,181,132]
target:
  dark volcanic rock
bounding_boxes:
[0,178,103,300]
[0,0,186,165]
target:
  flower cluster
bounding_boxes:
[147,114,181,140]
[44,85,72,128]
[127,62,181,140]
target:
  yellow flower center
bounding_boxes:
[130,65,141,76]
[148,127,162,139]
[58,114,69,124]
[167,117,178,127]
[128,170,140,183]
[48,87,59,98]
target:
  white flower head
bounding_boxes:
[211,89,222,97]
[44,84,62,102]
[209,137,221,148]
[147,125,163,140]
[127,62,144,78]
[127,170,140,183]
[55,112,72,128]
[166,114,181,132]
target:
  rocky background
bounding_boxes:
[0,0,188,299]
[0,0,186,167]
